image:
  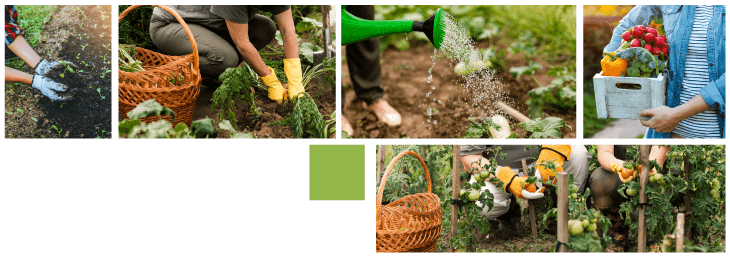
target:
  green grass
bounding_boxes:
[583,82,616,138]
[15,5,56,49]
[491,5,576,65]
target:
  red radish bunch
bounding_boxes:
[621,25,669,57]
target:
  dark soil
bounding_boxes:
[5,5,111,138]
[342,39,576,139]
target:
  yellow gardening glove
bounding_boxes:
[283,58,304,100]
[536,145,571,185]
[496,167,545,200]
[260,67,285,103]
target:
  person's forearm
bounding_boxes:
[649,145,670,167]
[237,41,270,76]
[597,145,620,171]
[7,35,42,69]
[461,155,499,180]
[274,10,298,59]
[5,67,33,85]
[673,95,712,122]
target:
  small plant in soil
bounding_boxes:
[51,125,62,138]
[97,88,105,99]
[58,61,75,79]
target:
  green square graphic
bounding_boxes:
[310,145,365,200]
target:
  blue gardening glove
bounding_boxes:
[34,59,77,77]
[31,75,73,101]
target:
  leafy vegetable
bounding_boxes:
[520,117,570,139]
[118,44,144,72]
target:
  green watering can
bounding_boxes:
[341,6,447,49]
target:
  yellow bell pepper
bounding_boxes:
[601,52,628,77]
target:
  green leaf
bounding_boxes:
[295,17,322,32]
[509,61,542,79]
[300,42,321,64]
[190,118,215,138]
[118,119,141,136]
[127,99,176,122]
[521,117,570,139]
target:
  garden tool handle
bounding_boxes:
[119,5,200,72]
[376,151,431,217]
[496,101,531,123]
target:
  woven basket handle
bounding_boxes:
[376,150,432,217]
[119,5,200,72]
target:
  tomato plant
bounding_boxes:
[613,145,725,251]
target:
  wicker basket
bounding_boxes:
[119,5,201,126]
[376,151,442,252]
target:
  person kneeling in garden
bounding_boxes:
[589,145,670,252]
[5,5,76,101]
[460,145,590,239]
[150,5,303,103]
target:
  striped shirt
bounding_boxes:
[673,5,720,138]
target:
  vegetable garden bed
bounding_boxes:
[5,5,112,138]
[342,6,576,139]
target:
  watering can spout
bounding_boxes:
[341,7,445,50]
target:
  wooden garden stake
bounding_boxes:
[676,213,685,252]
[522,159,538,239]
[683,155,692,241]
[638,145,650,252]
[377,145,385,185]
[451,145,461,252]
[320,5,331,90]
[557,171,569,252]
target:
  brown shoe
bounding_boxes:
[367,99,401,126]
[341,114,353,137]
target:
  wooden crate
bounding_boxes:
[593,72,666,120]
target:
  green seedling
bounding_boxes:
[60,102,66,108]
[81,44,88,50]
[59,61,74,78]
[99,32,105,38]
[51,125,62,138]
[76,53,81,60]
[97,88,105,99]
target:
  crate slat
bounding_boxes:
[593,72,666,120]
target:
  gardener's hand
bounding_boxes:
[639,106,680,133]
[496,166,545,200]
[31,75,72,101]
[34,59,77,77]
[535,145,571,185]
[283,58,304,100]
[610,160,640,183]
[259,67,286,103]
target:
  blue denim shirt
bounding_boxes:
[605,5,726,138]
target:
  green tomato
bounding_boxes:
[626,188,638,197]
[581,219,590,228]
[474,174,484,183]
[712,179,720,189]
[710,189,718,198]
[569,220,584,236]
[649,175,657,183]
[671,151,679,158]
[468,189,481,201]
[590,218,597,224]
[480,171,490,180]
[586,223,598,232]
[569,185,578,194]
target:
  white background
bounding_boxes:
[1,1,728,259]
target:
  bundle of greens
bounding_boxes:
[119,44,144,73]
[616,47,665,78]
